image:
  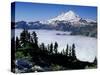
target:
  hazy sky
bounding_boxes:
[12,2,97,22]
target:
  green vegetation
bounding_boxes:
[11,29,97,73]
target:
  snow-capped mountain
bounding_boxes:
[48,10,80,23]
[44,10,96,26]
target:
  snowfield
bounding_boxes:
[14,29,97,62]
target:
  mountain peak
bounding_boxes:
[48,10,80,23]
[66,10,75,15]
[58,10,75,16]
[68,10,74,12]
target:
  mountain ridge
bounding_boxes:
[41,10,96,26]
[13,10,97,38]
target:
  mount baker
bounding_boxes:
[13,10,97,37]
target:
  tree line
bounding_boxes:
[11,29,97,72]
[15,29,76,59]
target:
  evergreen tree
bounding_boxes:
[54,42,58,54]
[16,37,20,49]
[32,31,38,45]
[27,31,39,62]
[40,43,45,51]
[50,43,53,54]
[69,46,72,57]
[20,29,29,47]
[72,43,76,59]
[62,49,65,55]
[47,44,50,53]
[27,32,31,43]
[31,31,38,47]
[66,44,69,56]
[29,31,39,56]
[93,57,97,66]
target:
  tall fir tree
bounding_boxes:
[50,43,53,54]
[31,31,38,47]
[66,44,69,56]
[72,43,76,59]
[54,42,58,54]
[69,46,72,57]
[20,29,29,47]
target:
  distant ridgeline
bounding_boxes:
[11,29,97,73]
[11,10,97,38]
[11,20,97,38]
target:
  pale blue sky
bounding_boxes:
[12,2,97,22]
